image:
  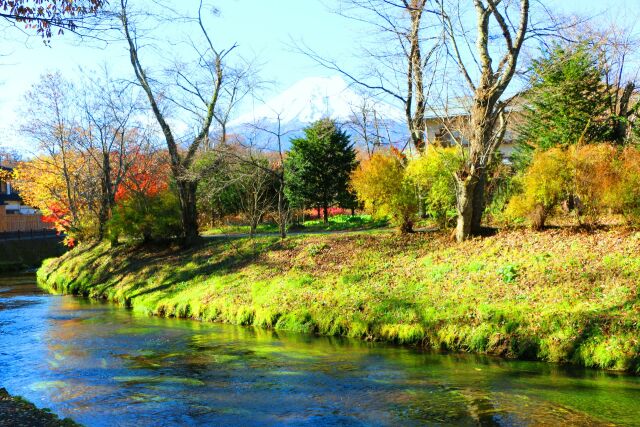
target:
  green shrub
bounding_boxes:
[497,264,519,283]
[108,190,182,243]
[406,146,462,229]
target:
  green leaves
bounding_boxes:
[284,119,358,218]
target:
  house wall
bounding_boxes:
[424,116,519,161]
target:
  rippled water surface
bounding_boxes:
[1,273,639,426]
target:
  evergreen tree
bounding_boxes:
[285,119,358,223]
[514,42,609,169]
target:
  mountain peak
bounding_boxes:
[230,76,404,128]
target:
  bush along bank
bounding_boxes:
[37,229,640,373]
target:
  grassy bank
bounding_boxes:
[38,229,640,373]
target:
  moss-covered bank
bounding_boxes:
[38,229,640,373]
[0,388,80,426]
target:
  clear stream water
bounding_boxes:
[1,273,639,426]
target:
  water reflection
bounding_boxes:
[0,274,637,426]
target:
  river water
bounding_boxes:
[1,273,639,426]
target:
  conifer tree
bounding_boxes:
[514,42,609,168]
[285,119,358,223]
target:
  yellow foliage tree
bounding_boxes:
[507,144,622,229]
[607,146,640,225]
[0,168,12,184]
[12,153,98,245]
[405,146,462,229]
[350,151,417,233]
[506,148,573,230]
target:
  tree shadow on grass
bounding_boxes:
[119,239,290,302]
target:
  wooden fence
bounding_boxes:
[0,205,50,233]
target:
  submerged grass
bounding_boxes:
[38,228,640,373]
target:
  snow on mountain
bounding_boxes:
[230,76,405,128]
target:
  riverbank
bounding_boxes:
[0,388,79,426]
[38,228,640,373]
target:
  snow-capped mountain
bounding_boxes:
[230,76,405,129]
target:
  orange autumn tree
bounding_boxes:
[108,150,181,243]
[115,151,170,202]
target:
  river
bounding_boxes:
[1,273,639,426]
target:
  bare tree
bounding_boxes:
[347,95,392,158]
[19,72,84,226]
[598,25,640,144]
[77,69,142,239]
[0,0,106,41]
[212,58,264,146]
[0,146,22,167]
[228,112,296,239]
[119,0,236,245]
[234,158,277,237]
[299,0,445,152]
[436,0,530,241]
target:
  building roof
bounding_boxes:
[0,193,22,203]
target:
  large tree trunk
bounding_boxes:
[177,180,199,245]
[531,204,546,231]
[97,191,109,240]
[400,216,414,234]
[456,92,496,241]
[323,205,329,224]
[445,0,529,242]
[455,175,478,242]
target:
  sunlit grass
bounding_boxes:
[38,228,640,373]
[202,214,389,236]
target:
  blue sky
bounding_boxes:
[0,0,637,152]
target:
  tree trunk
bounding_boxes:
[400,217,414,234]
[323,205,329,224]
[417,186,426,219]
[470,170,487,234]
[98,152,113,241]
[177,180,199,245]
[531,204,546,231]
[277,184,287,239]
[455,176,478,242]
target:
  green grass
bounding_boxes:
[202,214,389,236]
[37,228,640,373]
